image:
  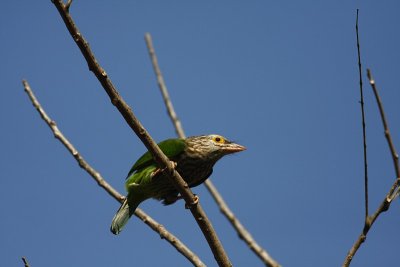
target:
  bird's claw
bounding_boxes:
[169,161,178,168]
[151,161,178,178]
[185,195,199,209]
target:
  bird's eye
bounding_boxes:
[213,136,224,143]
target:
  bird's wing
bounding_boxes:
[126,138,186,178]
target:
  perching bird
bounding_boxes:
[110,134,245,234]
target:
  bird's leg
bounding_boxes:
[151,161,178,178]
[185,194,199,209]
[162,194,182,205]
[163,194,199,207]
[169,160,178,168]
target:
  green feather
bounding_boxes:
[127,138,186,177]
[111,139,186,234]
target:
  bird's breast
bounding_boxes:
[175,154,215,187]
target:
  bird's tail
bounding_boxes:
[110,198,139,235]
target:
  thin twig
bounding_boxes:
[343,70,400,266]
[22,80,122,202]
[205,182,280,267]
[356,9,369,220]
[134,209,206,267]
[65,0,72,12]
[21,257,30,267]
[144,33,185,138]
[22,80,206,267]
[367,70,400,197]
[145,32,280,267]
[51,1,231,266]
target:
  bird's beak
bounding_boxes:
[223,143,246,154]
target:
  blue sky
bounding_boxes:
[1,1,400,266]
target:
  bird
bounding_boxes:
[110,134,245,235]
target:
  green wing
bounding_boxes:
[126,138,186,177]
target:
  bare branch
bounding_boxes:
[144,33,185,138]
[343,12,400,266]
[367,70,400,184]
[22,80,206,267]
[205,182,280,267]
[65,0,72,12]
[355,9,370,220]
[22,80,123,202]
[21,257,30,267]
[134,209,206,267]
[51,1,231,266]
[343,70,400,267]
[145,32,280,267]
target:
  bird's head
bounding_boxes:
[186,134,246,161]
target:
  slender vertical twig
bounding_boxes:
[145,32,280,267]
[343,70,400,266]
[22,80,206,267]
[51,1,231,266]
[356,9,369,220]
[21,257,30,267]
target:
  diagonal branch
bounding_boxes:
[367,71,400,181]
[144,33,185,139]
[367,70,400,197]
[145,32,280,267]
[205,181,280,267]
[23,80,123,202]
[342,70,400,267]
[22,80,206,267]
[51,1,231,266]
[21,257,30,267]
[134,209,206,267]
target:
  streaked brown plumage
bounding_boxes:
[110,134,245,234]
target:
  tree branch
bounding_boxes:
[205,181,280,267]
[21,257,30,267]
[22,80,123,202]
[22,80,205,267]
[144,32,280,267]
[51,1,231,266]
[355,9,370,220]
[342,70,400,266]
[134,209,206,267]
[144,33,185,139]
[367,70,400,183]
[367,70,400,202]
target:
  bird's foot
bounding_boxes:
[169,161,178,168]
[185,195,199,209]
[150,168,161,178]
[162,194,182,205]
[151,161,178,178]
